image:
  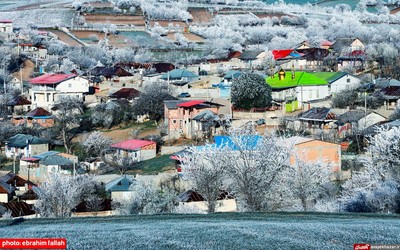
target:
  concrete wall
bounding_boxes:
[140,148,157,161]
[176,199,237,213]
[30,144,49,157]
[294,140,341,172]
[0,194,8,203]
[72,210,114,217]
[160,146,185,155]
[111,191,134,203]
[296,85,330,104]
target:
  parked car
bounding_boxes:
[178,92,191,98]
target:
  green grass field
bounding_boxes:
[1,213,399,249]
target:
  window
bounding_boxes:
[173,120,176,124]
[347,78,351,83]
[180,120,183,129]
[68,83,72,88]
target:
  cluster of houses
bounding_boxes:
[3,5,400,216]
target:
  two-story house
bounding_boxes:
[164,99,223,139]
[29,74,89,109]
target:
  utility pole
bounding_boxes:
[13,148,16,174]
[364,91,367,114]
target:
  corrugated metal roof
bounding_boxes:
[6,96,32,106]
[381,86,400,99]
[298,107,336,121]
[336,110,370,124]
[105,176,135,192]
[272,49,294,60]
[1,201,35,217]
[0,180,15,194]
[32,151,59,159]
[26,107,51,117]
[239,50,263,60]
[29,74,76,85]
[214,135,262,150]
[164,100,185,109]
[40,155,73,166]
[20,157,40,162]
[177,100,205,108]
[160,69,198,80]
[6,134,47,148]
[192,110,218,121]
[109,88,141,100]
[111,139,155,151]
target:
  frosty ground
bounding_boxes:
[1,213,399,249]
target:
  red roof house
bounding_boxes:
[29,74,76,85]
[29,74,89,109]
[164,99,223,139]
[272,49,294,60]
[111,139,156,162]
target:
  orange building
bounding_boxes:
[286,136,341,172]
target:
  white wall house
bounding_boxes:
[29,74,89,109]
[16,44,48,60]
[330,74,361,94]
[357,112,386,131]
[0,20,13,33]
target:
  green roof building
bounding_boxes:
[265,70,331,109]
[266,71,328,89]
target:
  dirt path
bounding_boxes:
[50,30,83,47]
[13,59,34,81]
[74,125,158,144]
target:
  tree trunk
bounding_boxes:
[62,128,70,154]
[207,200,217,213]
[301,198,308,212]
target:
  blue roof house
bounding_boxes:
[5,134,48,159]
[160,69,199,86]
[105,176,136,203]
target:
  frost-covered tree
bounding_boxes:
[224,128,292,211]
[81,131,112,157]
[59,58,77,73]
[85,194,104,215]
[331,89,359,109]
[101,151,136,175]
[53,96,84,154]
[180,145,230,213]
[365,127,400,181]
[231,73,272,110]
[34,173,97,218]
[341,126,400,213]
[283,156,330,211]
[91,101,132,129]
[132,81,176,121]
